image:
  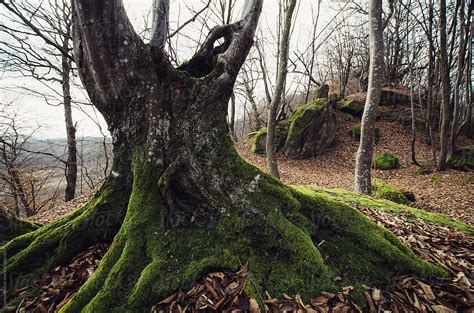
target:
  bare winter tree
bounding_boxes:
[437,0,451,170]
[0,106,62,217]
[0,0,78,201]
[266,0,297,179]
[354,0,383,194]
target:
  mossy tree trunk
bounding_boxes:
[1,1,445,311]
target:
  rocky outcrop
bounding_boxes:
[373,152,400,170]
[339,98,365,116]
[447,147,474,171]
[251,126,287,155]
[338,87,413,117]
[283,99,336,159]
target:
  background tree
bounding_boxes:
[0,105,63,217]
[354,0,384,194]
[437,0,450,170]
[0,0,78,201]
[266,0,297,179]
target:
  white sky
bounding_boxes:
[0,0,350,139]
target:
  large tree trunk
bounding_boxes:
[354,0,383,194]
[1,1,444,310]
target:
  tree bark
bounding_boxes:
[354,0,383,194]
[266,0,297,179]
[229,92,237,141]
[437,0,451,171]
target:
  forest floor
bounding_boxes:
[236,111,474,226]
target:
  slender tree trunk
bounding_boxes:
[466,36,473,137]
[62,26,77,201]
[450,0,465,152]
[437,0,451,171]
[266,0,297,179]
[425,0,438,166]
[354,0,383,194]
[409,47,418,165]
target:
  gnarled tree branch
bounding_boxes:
[71,0,147,121]
[178,0,263,82]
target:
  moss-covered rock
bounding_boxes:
[251,126,288,155]
[447,147,474,171]
[341,88,412,111]
[380,88,412,106]
[315,84,330,99]
[350,123,380,144]
[284,99,336,159]
[328,93,340,106]
[339,99,365,116]
[372,181,409,205]
[374,152,400,170]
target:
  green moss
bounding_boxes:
[328,93,340,105]
[315,84,330,98]
[246,131,258,139]
[288,99,326,124]
[350,123,380,143]
[373,152,400,170]
[64,144,446,311]
[447,147,474,171]
[372,181,408,204]
[415,166,431,175]
[292,186,445,286]
[7,137,453,311]
[464,175,474,184]
[284,99,336,158]
[431,175,441,182]
[1,214,40,244]
[295,185,472,232]
[251,127,286,154]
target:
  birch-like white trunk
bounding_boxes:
[354,0,383,194]
[266,0,297,179]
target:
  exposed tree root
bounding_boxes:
[3,147,439,312]
[0,204,40,244]
[1,175,131,292]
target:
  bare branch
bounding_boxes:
[150,0,170,48]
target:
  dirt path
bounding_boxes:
[236,111,474,226]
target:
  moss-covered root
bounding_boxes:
[0,205,40,243]
[0,183,129,290]
[62,155,444,313]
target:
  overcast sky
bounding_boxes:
[1,0,349,139]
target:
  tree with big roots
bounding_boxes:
[1,0,445,311]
